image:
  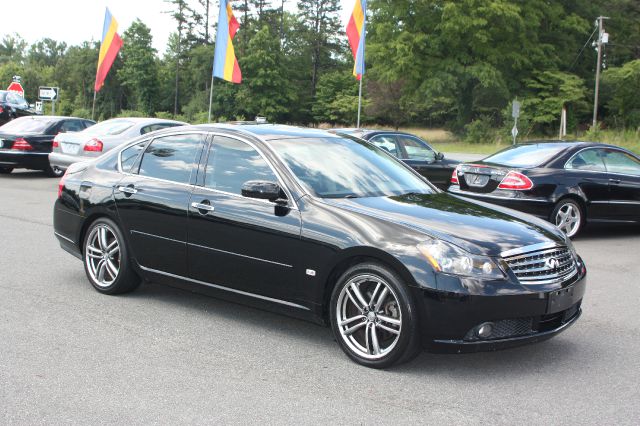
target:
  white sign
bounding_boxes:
[35,101,43,114]
[511,126,519,138]
[512,100,521,118]
[38,87,59,101]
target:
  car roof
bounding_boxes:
[100,117,187,125]
[192,123,340,141]
[510,140,626,151]
[11,115,93,122]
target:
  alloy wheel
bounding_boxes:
[85,224,121,287]
[335,274,402,360]
[555,202,581,237]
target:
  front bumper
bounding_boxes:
[418,271,586,353]
[448,186,553,219]
[0,150,50,170]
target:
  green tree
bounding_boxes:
[601,60,640,128]
[312,70,359,124]
[118,20,159,115]
[236,25,294,121]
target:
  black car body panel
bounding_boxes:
[331,129,459,190]
[0,90,35,125]
[0,116,95,172]
[53,125,586,353]
[449,141,640,225]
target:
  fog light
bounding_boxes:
[477,322,494,339]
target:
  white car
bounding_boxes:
[49,117,187,170]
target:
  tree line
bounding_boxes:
[0,0,639,141]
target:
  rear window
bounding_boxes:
[84,119,134,136]
[483,144,569,168]
[0,117,56,133]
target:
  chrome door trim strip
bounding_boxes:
[188,242,293,268]
[131,230,186,245]
[54,231,74,244]
[139,265,309,311]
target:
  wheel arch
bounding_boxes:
[552,194,588,221]
[319,247,420,323]
[77,211,122,254]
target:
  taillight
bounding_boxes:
[84,138,103,152]
[0,106,4,113]
[12,138,33,151]
[450,167,460,185]
[52,134,60,148]
[498,171,534,190]
[58,169,69,198]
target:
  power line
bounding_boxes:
[569,26,598,71]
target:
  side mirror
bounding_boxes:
[436,152,445,161]
[241,180,285,202]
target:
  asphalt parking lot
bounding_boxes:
[1,170,639,425]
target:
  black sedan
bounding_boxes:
[449,141,640,238]
[331,129,458,189]
[0,116,95,177]
[54,124,586,368]
[0,90,35,125]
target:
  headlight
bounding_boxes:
[417,240,505,280]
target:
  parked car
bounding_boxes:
[49,117,187,171]
[0,90,36,125]
[448,141,640,238]
[54,124,586,368]
[0,116,95,177]
[330,129,459,189]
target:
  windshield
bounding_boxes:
[0,117,55,133]
[268,137,434,198]
[84,119,134,136]
[483,144,569,168]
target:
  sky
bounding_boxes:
[2,0,354,55]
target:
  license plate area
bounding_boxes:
[61,143,79,154]
[464,173,490,187]
[547,281,585,314]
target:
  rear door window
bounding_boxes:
[566,149,606,172]
[59,120,86,133]
[368,135,401,157]
[140,123,183,135]
[138,134,203,184]
[120,141,149,173]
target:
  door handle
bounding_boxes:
[609,178,621,184]
[117,186,138,195]
[191,202,215,212]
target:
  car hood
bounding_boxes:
[325,192,565,257]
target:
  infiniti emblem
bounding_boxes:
[545,258,560,270]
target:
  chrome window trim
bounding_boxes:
[188,242,293,268]
[138,265,309,311]
[564,147,640,178]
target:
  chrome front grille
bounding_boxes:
[503,246,577,284]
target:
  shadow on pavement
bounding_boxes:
[0,170,51,179]
[577,222,640,241]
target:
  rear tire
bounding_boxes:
[0,167,13,174]
[329,262,421,369]
[45,165,64,178]
[551,199,584,238]
[83,217,140,295]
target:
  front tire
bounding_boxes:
[83,218,140,294]
[330,262,421,369]
[551,199,584,238]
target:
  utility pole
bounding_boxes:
[592,16,609,129]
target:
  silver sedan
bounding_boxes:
[49,117,187,170]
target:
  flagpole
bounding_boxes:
[357,76,363,128]
[208,74,215,123]
[91,90,97,121]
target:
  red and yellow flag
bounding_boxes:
[346,0,367,79]
[213,0,242,83]
[94,8,123,92]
